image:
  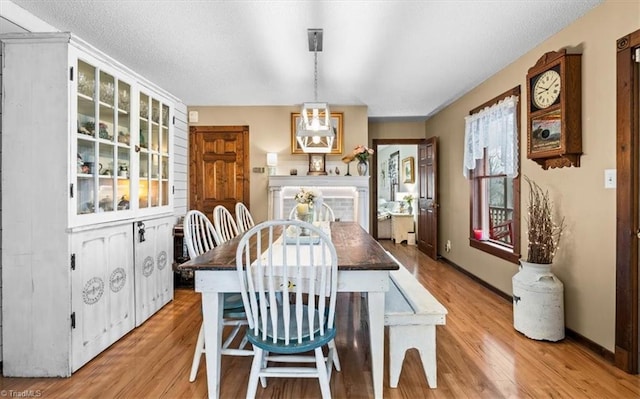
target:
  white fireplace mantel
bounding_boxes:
[268,175,370,232]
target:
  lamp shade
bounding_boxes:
[266,152,278,166]
[296,103,335,153]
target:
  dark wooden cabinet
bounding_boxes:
[173,224,193,287]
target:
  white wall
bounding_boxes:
[173,103,188,217]
[377,144,418,202]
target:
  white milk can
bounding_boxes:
[512,261,565,341]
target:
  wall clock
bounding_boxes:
[526,49,582,169]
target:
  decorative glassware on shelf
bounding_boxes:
[152,105,160,123]
[118,88,130,110]
[100,81,115,104]
[140,100,149,118]
[162,104,170,126]
[77,71,94,98]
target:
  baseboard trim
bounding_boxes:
[439,256,615,364]
[566,330,615,364]
[440,256,512,302]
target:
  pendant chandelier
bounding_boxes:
[296,28,335,153]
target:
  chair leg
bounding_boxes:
[260,350,269,388]
[315,347,332,399]
[189,323,206,382]
[328,339,341,371]
[246,348,264,399]
[239,335,250,350]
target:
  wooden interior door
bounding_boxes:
[189,126,250,221]
[418,137,438,259]
[615,28,640,373]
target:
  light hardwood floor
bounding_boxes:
[2,241,639,398]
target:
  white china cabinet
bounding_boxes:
[1,33,177,376]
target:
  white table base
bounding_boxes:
[196,269,389,399]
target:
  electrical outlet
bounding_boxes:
[445,240,452,253]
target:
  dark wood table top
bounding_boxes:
[178,221,399,272]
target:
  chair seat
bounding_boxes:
[245,304,336,354]
[224,293,244,309]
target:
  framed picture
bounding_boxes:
[307,153,327,175]
[402,156,415,183]
[388,151,400,190]
[291,112,343,154]
[381,160,388,188]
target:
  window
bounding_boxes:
[464,87,521,263]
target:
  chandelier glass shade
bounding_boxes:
[296,29,334,153]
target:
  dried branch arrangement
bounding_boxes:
[525,176,565,264]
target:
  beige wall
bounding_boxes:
[187,105,368,222]
[369,120,426,140]
[425,0,639,351]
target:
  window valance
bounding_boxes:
[463,95,519,178]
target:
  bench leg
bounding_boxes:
[388,326,405,388]
[388,324,437,389]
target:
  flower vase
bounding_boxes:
[512,260,564,341]
[296,203,310,219]
[408,204,413,214]
[357,160,368,176]
[295,203,312,234]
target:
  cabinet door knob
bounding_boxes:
[135,145,141,153]
[138,221,146,242]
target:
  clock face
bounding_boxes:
[532,69,561,109]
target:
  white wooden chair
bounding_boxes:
[235,219,340,399]
[213,205,239,242]
[288,202,335,222]
[183,210,252,383]
[235,202,255,233]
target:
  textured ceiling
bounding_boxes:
[2,0,602,120]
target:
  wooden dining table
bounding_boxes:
[178,221,398,399]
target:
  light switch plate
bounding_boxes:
[604,169,616,189]
[188,111,199,123]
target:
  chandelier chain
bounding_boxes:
[313,32,318,101]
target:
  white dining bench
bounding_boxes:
[384,254,448,388]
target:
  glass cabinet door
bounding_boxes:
[138,92,171,210]
[76,59,131,216]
